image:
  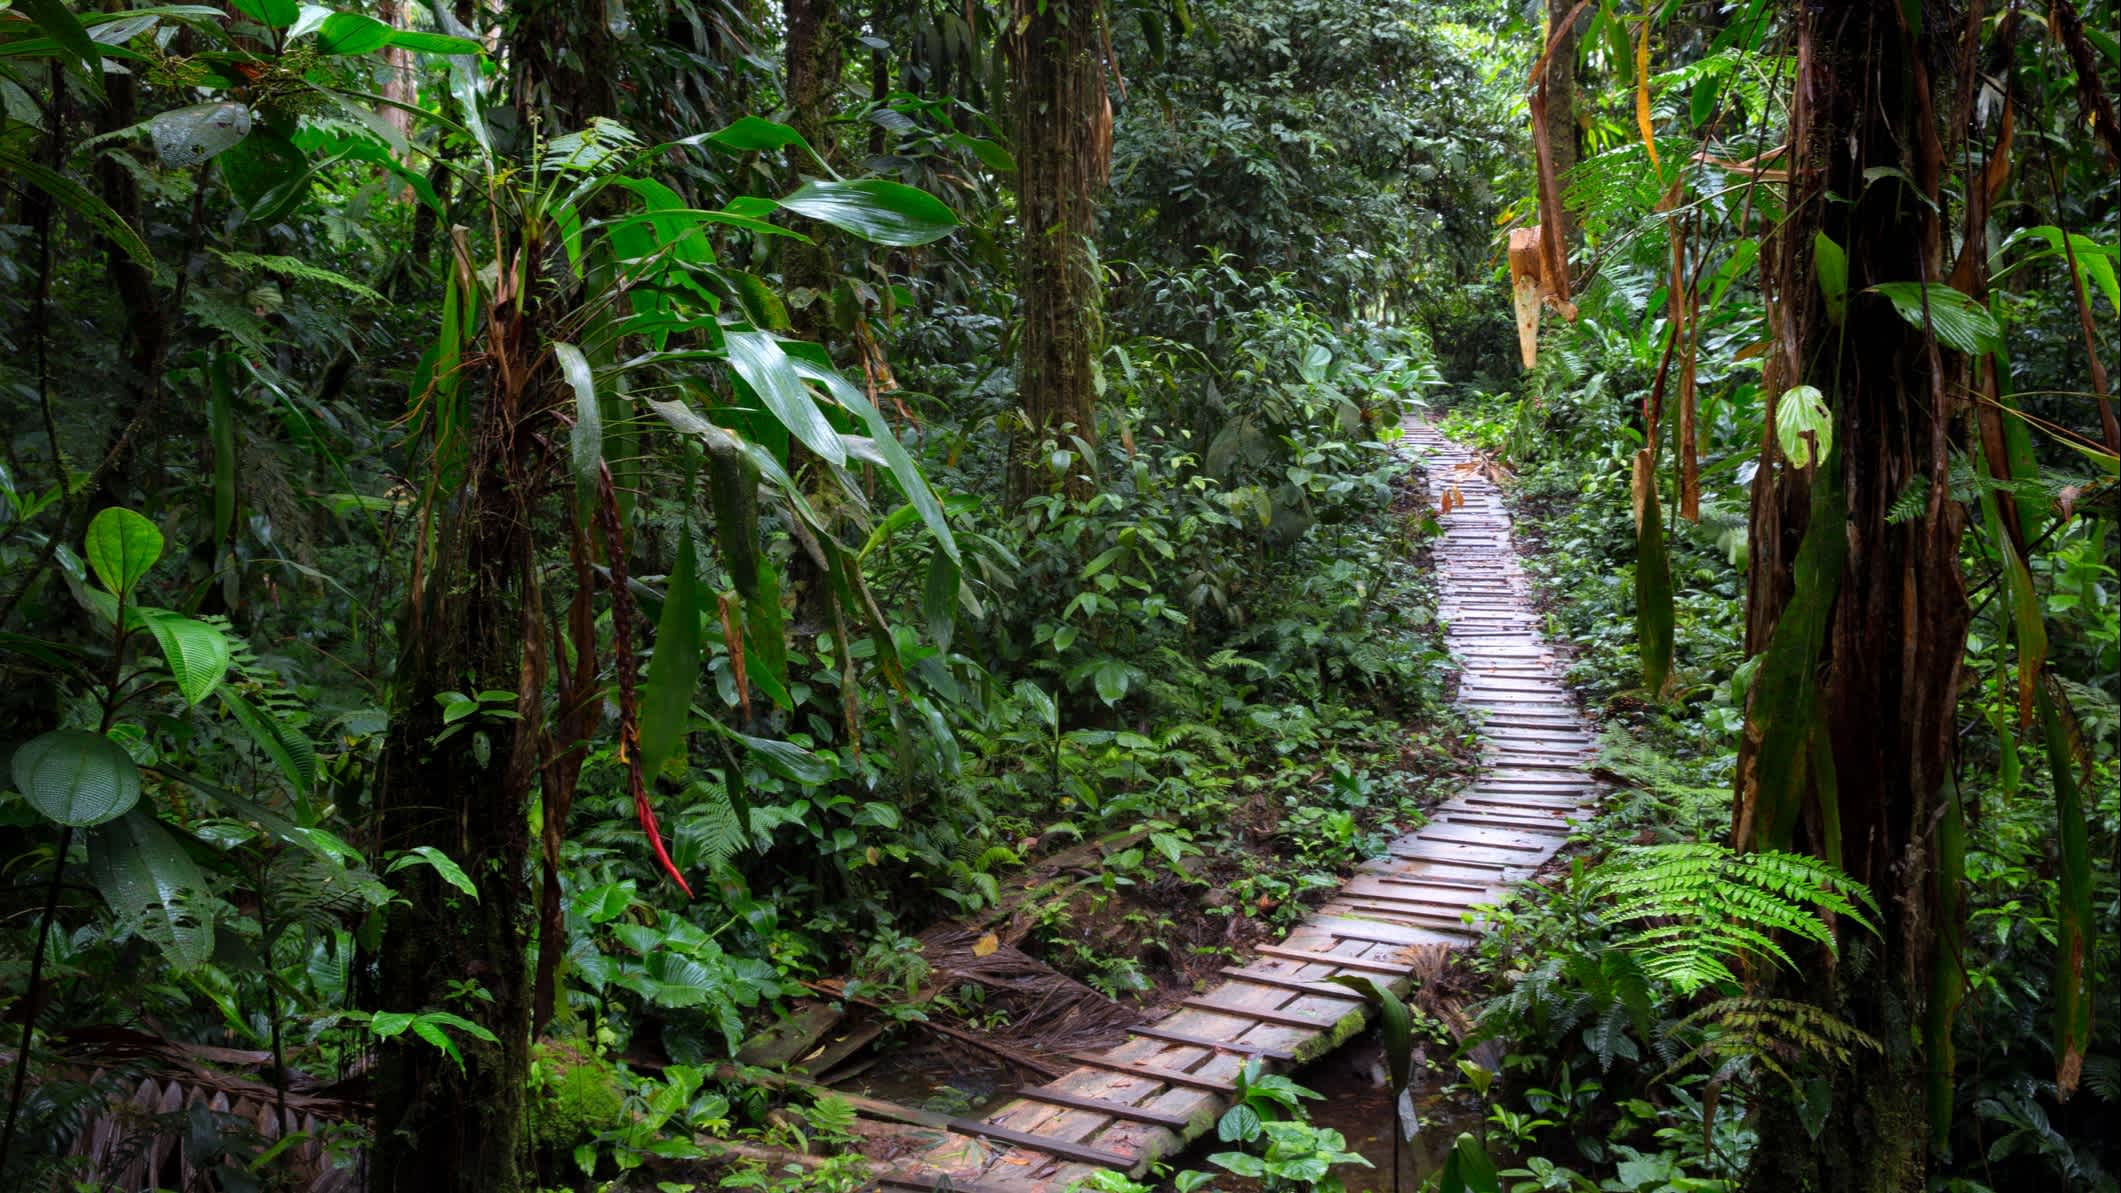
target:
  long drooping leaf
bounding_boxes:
[638,530,704,784]
[88,810,215,970]
[723,330,846,465]
[554,342,602,515]
[11,729,141,827]
[785,348,959,562]
[17,0,103,86]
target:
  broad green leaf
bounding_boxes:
[316,11,391,54]
[88,810,214,969]
[704,116,814,156]
[1867,281,2003,355]
[369,1010,416,1037]
[638,530,704,783]
[723,330,845,465]
[386,844,480,899]
[1438,1132,1500,1193]
[139,608,231,705]
[11,729,141,827]
[218,129,311,222]
[776,178,959,247]
[385,29,481,55]
[1217,1103,1262,1143]
[1092,660,1130,706]
[230,0,299,26]
[216,687,317,796]
[1775,385,1832,469]
[1812,232,1847,323]
[84,507,163,598]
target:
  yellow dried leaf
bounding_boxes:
[972,933,999,958]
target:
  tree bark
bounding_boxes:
[783,0,846,345]
[1005,0,1110,503]
[1735,5,1969,1189]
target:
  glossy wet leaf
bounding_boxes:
[776,178,959,247]
[149,102,251,168]
[85,507,163,597]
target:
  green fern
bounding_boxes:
[1586,842,1879,996]
[1674,996,1881,1090]
[211,250,386,304]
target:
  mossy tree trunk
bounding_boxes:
[1735,4,1969,1189]
[1005,0,1110,503]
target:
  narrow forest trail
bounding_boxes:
[844,423,1603,1191]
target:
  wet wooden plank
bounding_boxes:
[1004,1087,1194,1129]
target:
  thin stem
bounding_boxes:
[0,825,76,1172]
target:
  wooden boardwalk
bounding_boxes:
[842,423,1599,1189]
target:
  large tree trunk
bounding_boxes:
[370,208,554,1193]
[1735,4,1969,1189]
[1005,0,1110,503]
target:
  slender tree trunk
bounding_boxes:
[1542,0,1582,202]
[1005,0,1110,503]
[784,0,845,345]
[1735,5,1968,1189]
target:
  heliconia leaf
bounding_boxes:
[638,530,704,785]
[88,810,215,970]
[1634,15,1659,172]
[138,608,231,705]
[776,178,959,247]
[0,148,156,275]
[85,507,164,598]
[11,729,141,827]
[723,329,846,466]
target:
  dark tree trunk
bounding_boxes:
[369,231,554,1193]
[508,0,623,126]
[1005,0,1110,503]
[1735,4,1969,1189]
[784,0,846,345]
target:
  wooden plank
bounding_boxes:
[1127,1023,1297,1061]
[941,1116,1135,1167]
[1416,831,1551,852]
[1004,1086,1193,1129]
[1254,944,1408,975]
[1065,1052,1241,1093]
[1326,901,1482,933]
[1385,848,1511,870]
[1216,966,1370,1000]
[1176,998,1344,1031]
[1314,915,1467,946]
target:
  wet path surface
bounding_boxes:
[847,423,1602,1191]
